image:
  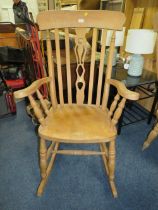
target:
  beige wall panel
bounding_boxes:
[124,0,135,29]
[130,8,144,29]
[136,0,158,8]
[143,7,158,29]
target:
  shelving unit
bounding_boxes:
[100,0,125,11]
[113,67,158,134]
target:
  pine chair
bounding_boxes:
[14,10,139,198]
[142,12,158,151]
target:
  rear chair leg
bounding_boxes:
[142,122,158,150]
[100,143,109,175]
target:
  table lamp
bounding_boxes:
[103,27,125,66]
[125,29,156,77]
[106,27,125,46]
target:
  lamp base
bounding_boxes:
[128,54,144,77]
[104,48,118,66]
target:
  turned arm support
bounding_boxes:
[108,79,139,101]
[14,77,52,125]
[107,79,139,126]
[14,77,51,99]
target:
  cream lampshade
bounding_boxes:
[106,27,125,47]
[125,29,157,76]
[103,27,125,66]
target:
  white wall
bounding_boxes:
[0,0,14,22]
[26,0,39,21]
[0,0,39,23]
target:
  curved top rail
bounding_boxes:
[37,10,125,31]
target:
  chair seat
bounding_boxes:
[39,104,117,143]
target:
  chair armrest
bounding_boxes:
[108,79,139,101]
[14,77,51,99]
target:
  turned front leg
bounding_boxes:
[108,140,117,197]
[40,138,47,178]
[109,140,116,181]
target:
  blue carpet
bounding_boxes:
[0,101,158,210]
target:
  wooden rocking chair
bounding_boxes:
[14,10,139,197]
[142,12,158,150]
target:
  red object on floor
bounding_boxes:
[5,92,16,113]
[30,25,47,98]
[5,79,25,90]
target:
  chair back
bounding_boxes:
[37,10,125,110]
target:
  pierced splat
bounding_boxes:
[74,28,88,104]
